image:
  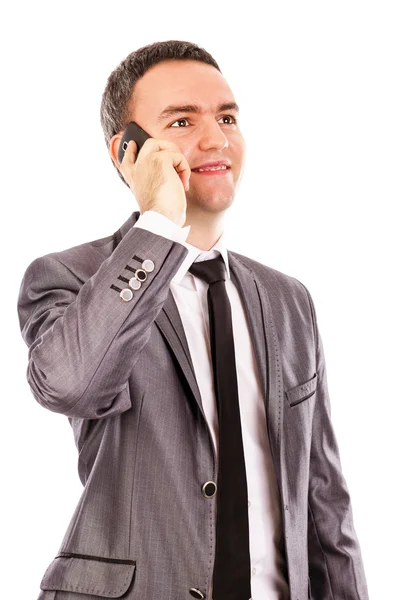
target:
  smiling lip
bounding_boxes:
[192,160,231,171]
[191,166,230,177]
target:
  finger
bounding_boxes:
[122,139,137,165]
[138,138,182,161]
[119,140,137,183]
[165,150,191,189]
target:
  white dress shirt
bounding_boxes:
[134,210,290,600]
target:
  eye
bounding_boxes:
[170,118,190,128]
[220,115,237,125]
[169,115,237,127]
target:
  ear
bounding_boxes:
[109,133,123,169]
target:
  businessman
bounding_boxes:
[18,40,369,599]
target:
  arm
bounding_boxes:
[303,285,369,599]
[17,214,189,420]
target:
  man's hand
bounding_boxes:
[119,138,191,227]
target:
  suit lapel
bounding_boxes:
[155,291,204,412]
[228,254,269,422]
[228,252,281,479]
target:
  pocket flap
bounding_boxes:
[40,553,136,598]
[286,373,318,406]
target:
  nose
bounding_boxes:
[198,119,229,152]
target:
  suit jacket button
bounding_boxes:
[142,259,155,272]
[129,277,141,290]
[120,288,133,302]
[135,268,147,282]
[189,588,205,599]
[201,481,217,498]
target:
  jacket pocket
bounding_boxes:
[285,373,318,407]
[40,552,136,598]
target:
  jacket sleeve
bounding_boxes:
[302,285,369,599]
[17,224,189,420]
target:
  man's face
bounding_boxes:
[117,59,246,215]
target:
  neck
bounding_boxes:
[184,207,225,251]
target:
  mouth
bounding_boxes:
[191,165,231,176]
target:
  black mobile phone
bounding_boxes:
[118,121,152,164]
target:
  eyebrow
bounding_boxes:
[157,102,240,123]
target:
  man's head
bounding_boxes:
[100,40,246,217]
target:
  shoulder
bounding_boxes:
[22,229,119,284]
[22,210,138,279]
[229,249,312,301]
[228,250,318,350]
[46,228,117,266]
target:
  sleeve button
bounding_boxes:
[120,288,133,302]
[135,269,147,282]
[142,259,155,272]
[129,277,141,290]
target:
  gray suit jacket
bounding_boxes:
[17,210,369,600]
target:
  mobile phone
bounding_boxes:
[118,121,152,164]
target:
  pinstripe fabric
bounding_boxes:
[17,210,369,600]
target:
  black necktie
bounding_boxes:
[188,255,251,600]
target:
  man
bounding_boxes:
[18,40,369,599]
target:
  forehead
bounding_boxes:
[130,59,235,118]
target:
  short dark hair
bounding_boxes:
[100,40,222,188]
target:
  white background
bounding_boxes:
[1,1,399,598]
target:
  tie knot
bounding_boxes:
[188,255,226,285]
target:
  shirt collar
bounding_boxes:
[172,229,230,285]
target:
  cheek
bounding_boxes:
[160,130,194,157]
[232,146,246,172]
[230,132,245,155]
[180,145,197,168]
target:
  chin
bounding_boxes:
[187,190,235,213]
